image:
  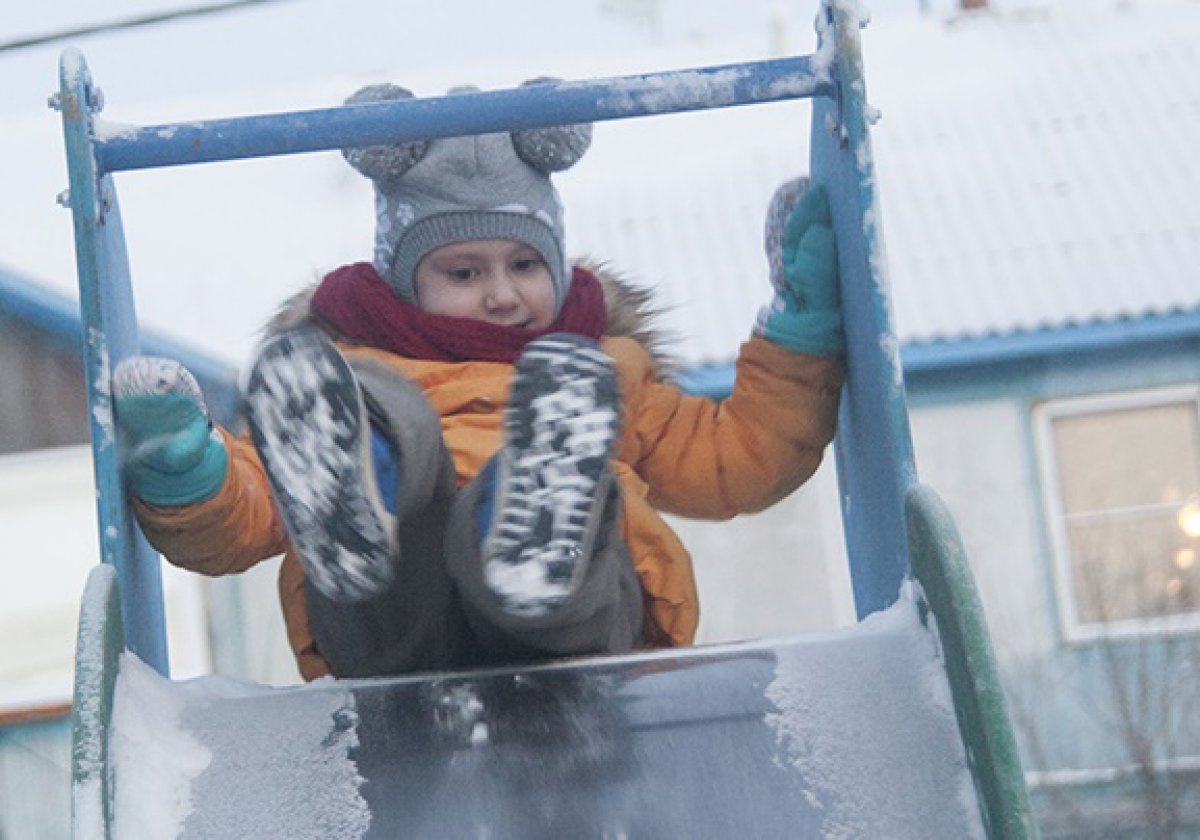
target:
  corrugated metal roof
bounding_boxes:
[565,138,799,362]
[564,0,1200,365]
[5,1,1196,370]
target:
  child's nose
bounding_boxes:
[484,273,519,310]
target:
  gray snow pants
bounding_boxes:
[303,356,644,679]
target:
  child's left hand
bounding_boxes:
[755,178,845,358]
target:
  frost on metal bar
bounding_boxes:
[94,56,834,173]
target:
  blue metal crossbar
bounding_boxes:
[59,0,919,673]
[95,56,833,174]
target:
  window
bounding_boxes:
[1035,385,1200,641]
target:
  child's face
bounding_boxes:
[414,239,557,330]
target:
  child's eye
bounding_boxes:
[449,267,478,281]
[512,257,542,273]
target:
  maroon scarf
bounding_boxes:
[310,262,607,363]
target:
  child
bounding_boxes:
[113,81,846,681]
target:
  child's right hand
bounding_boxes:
[112,357,228,506]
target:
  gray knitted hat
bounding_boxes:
[341,82,593,313]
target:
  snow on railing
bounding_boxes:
[93,57,834,173]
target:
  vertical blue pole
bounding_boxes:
[810,1,918,618]
[59,49,170,674]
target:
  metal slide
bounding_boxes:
[62,1,1036,836]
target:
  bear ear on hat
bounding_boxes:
[341,83,430,184]
[510,77,593,173]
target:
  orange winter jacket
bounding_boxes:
[134,334,842,680]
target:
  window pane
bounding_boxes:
[1046,393,1200,628]
[1052,402,1199,514]
[1067,509,1199,624]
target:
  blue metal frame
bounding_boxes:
[58,0,916,668]
[811,2,917,618]
[58,52,170,673]
[95,57,832,174]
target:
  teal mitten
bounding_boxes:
[755,178,845,358]
[113,356,228,506]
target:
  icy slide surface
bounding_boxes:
[105,587,983,839]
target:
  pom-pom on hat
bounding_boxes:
[341,81,593,314]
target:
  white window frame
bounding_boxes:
[1033,383,1200,644]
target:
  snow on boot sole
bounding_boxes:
[483,334,620,617]
[245,327,396,602]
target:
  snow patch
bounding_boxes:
[92,119,140,141]
[246,347,351,518]
[812,4,837,76]
[880,331,903,389]
[110,653,212,840]
[71,565,116,840]
[764,585,985,839]
[761,71,828,100]
[832,0,872,29]
[88,331,113,446]
[72,777,105,840]
[108,653,370,838]
[599,67,749,114]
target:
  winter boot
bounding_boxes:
[482,333,621,617]
[245,326,397,602]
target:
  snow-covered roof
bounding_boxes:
[1,0,1196,369]
[564,0,1200,362]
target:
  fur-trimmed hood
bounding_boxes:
[264,259,677,374]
